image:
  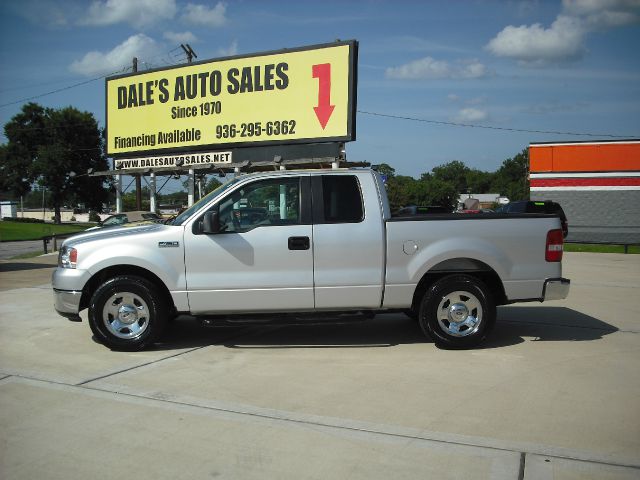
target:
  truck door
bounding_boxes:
[184,175,314,314]
[311,174,386,309]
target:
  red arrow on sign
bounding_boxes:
[312,63,335,129]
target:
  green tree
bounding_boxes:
[430,160,470,193]
[465,169,494,193]
[122,187,150,211]
[382,147,529,211]
[375,163,396,179]
[385,175,415,211]
[2,103,110,223]
[1,143,29,198]
[204,175,222,193]
[159,190,188,207]
[385,174,458,212]
[491,149,529,200]
[420,177,459,210]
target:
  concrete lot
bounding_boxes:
[0,252,638,479]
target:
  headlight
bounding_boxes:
[59,246,78,269]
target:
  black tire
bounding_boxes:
[88,275,168,351]
[418,274,495,349]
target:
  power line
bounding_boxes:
[0,78,84,95]
[1,62,632,140]
[0,45,187,110]
[357,110,634,139]
[0,66,131,109]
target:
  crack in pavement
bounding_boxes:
[76,324,277,386]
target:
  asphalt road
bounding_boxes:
[0,252,638,479]
[0,240,48,260]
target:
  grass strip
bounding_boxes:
[565,243,639,254]
[0,221,92,242]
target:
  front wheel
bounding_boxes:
[419,274,495,349]
[88,275,168,350]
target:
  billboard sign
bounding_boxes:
[106,40,357,157]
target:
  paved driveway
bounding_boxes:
[0,253,638,479]
[0,240,47,260]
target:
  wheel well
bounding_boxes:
[410,258,507,313]
[79,265,175,313]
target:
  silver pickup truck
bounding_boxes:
[52,169,569,350]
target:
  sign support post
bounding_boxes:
[150,172,157,212]
[115,174,122,213]
[187,169,195,206]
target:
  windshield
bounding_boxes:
[168,177,241,226]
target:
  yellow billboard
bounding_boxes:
[106,41,357,157]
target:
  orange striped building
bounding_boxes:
[529,140,640,243]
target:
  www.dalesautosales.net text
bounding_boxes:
[115,152,231,169]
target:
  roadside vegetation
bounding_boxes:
[0,220,91,242]
[565,243,639,254]
[377,150,528,212]
[1,103,110,224]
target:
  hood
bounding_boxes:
[63,222,169,248]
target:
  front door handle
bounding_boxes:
[288,236,310,250]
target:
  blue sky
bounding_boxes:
[1,0,639,192]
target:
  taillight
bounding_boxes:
[546,229,564,262]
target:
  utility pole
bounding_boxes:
[133,57,142,211]
[180,45,197,207]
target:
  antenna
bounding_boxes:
[180,44,198,63]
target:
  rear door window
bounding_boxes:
[315,175,364,223]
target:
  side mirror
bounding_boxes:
[202,209,221,234]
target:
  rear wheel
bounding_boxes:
[419,274,495,349]
[88,275,167,351]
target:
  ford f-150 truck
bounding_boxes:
[52,169,570,350]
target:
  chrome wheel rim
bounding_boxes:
[436,290,483,337]
[102,291,150,340]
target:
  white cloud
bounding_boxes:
[70,34,161,76]
[563,0,640,29]
[80,0,177,28]
[487,0,640,65]
[447,94,487,105]
[455,108,488,123]
[182,2,227,27]
[459,60,489,79]
[487,15,586,65]
[163,31,197,44]
[385,57,489,80]
[217,40,238,57]
[386,57,449,79]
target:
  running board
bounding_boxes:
[197,311,376,327]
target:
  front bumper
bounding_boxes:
[52,266,92,321]
[542,278,571,301]
[53,289,83,321]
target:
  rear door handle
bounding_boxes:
[288,236,310,250]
